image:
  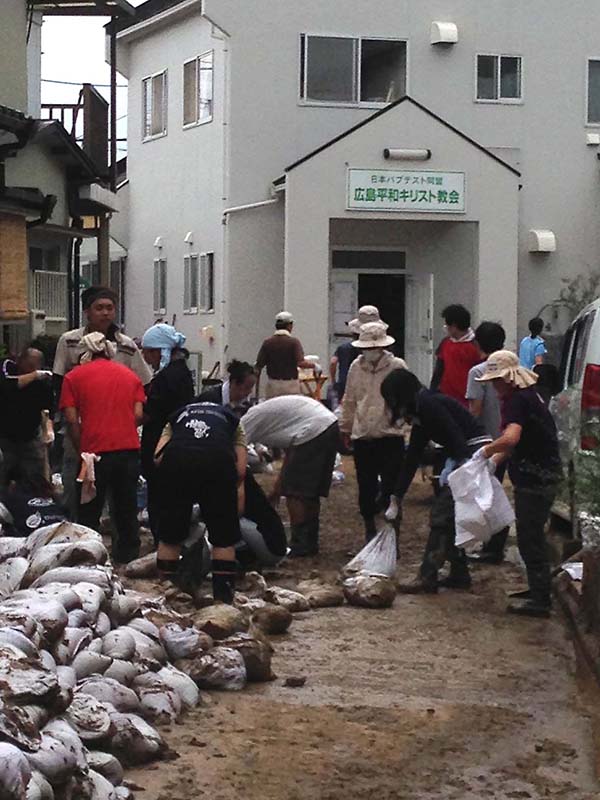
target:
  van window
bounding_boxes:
[570,311,597,386]
[559,324,575,389]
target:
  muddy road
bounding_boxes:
[126,459,599,800]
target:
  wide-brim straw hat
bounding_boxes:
[352,321,395,349]
[348,304,389,334]
[475,349,538,389]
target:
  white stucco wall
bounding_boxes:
[120,10,226,362]
[285,100,519,361]
[6,141,70,227]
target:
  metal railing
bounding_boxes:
[31,271,68,321]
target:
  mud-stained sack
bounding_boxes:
[448,458,514,548]
[342,524,397,578]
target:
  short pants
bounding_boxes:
[281,422,339,499]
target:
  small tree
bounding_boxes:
[558,271,600,319]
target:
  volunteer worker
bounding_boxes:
[381,369,491,594]
[242,395,338,557]
[154,401,247,604]
[474,350,562,618]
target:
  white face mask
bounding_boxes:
[362,349,383,363]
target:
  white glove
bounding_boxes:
[36,370,52,380]
[385,495,401,521]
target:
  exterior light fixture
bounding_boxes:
[153,236,163,248]
[184,231,194,244]
[383,148,432,161]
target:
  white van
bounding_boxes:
[551,298,600,529]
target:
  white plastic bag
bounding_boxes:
[448,458,514,548]
[342,524,397,578]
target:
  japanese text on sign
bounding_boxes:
[347,169,465,213]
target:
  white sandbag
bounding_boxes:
[0,537,28,563]
[88,769,118,800]
[94,612,112,638]
[448,458,515,548]
[0,742,31,799]
[159,623,206,661]
[263,587,310,613]
[342,524,397,578]
[25,770,54,800]
[0,627,39,658]
[103,660,138,687]
[107,712,166,766]
[26,523,102,556]
[25,541,108,586]
[76,677,140,713]
[176,646,246,691]
[156,665,199,709]
[85,752,123,787]
[31,567,112,595]
[0,598,67,642]
[66,694,112,742]
[72,651,112,681]
[42,719,87,773]
[71,583,105,624]
[137,687,181,724]
[101,630,136,661]
[26,732,77,784]
[0,558,28,599]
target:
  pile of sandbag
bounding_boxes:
[0,522,279,799]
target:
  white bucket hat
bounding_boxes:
[475,349,538,389]
[352,321,395,349]
[348,305,389,334]
[275,311,293,324]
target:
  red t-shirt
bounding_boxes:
[59,359,145,454]
[437,337,481,408]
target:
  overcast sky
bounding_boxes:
[40,4,144,155]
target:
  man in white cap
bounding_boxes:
[329,305,384,402]
[340,321,408,542]
[255,311,312,399]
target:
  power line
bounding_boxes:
[42,78,128,88]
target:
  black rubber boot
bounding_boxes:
[211,559,236,604]
[364,517,377,543]
[307,517,320,555]
[507,566,551,617]
[289,522,317,557]
[439,561,472,589]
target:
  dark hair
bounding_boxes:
[227,359,255,384]
[81,286,118,310]
[528,317,544,337]
[275,320,292,330]
[380,369,422,425]
[474,322,505,356]
[442,304,471,331]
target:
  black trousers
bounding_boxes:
[353,437,405,520]
[244,471,287,557]
[77,450,140,564]
[419,484,468,582]
[157,447,240,548]
[514,486,555,605]
[481,462,509,557]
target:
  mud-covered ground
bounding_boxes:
[125,459,600,800]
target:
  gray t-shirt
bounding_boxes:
[242,395,336,449]
[465,361,502,439]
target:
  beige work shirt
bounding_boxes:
[53,325,153,385]
[340,351,408,440]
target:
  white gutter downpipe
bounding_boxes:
[222,198,279,219]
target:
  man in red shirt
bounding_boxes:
[431,304,480,407]
[59,332,146,564]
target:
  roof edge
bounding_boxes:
[285,95,521,178]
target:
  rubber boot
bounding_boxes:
[438,560,472,590]
[397,574,438,594]
[364,517,377,543]
[289,522,315,557]
[211,559,236,604]
[307,517,320,555]
[507,565,551,617]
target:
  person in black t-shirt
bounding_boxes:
[0,348,54,487]
[381,369,491,593]
[475,351,562,618]
[154,402,247,603]
[1,470,67,536]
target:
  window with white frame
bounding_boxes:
[142,71,168,139]
[476,55,522,102]
[183,253,199,312]
[199,252,214,312]
[183,51,214,126]
[153,257,167,314]
[299,35,406,105]
[587,59,600,124]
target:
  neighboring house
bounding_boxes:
[0,0,131,354]
[115,0,600,383]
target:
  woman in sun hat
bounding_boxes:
[339,321,408,542]
[474,350,562,618]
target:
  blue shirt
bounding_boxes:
[519,336,546,370]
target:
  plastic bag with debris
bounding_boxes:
[448,457,514,548]
[342,524,397,578]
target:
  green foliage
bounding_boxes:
[559,271,600,318]
[575,419,600,518]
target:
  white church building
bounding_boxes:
[112,0,600,383]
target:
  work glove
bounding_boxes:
[438,457,457,487]
[384,495,402,522]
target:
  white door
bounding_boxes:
[330,275,357,354]
[404,273,434,384]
